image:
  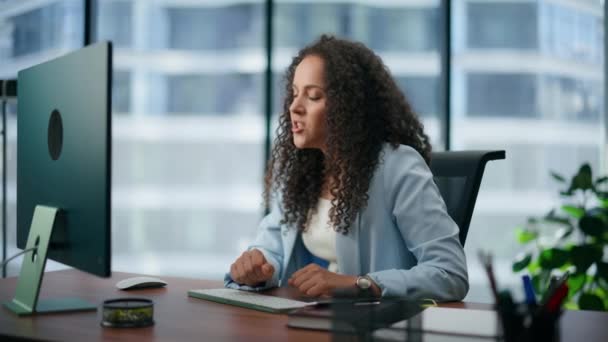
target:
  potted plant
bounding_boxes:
[512,163,608,311]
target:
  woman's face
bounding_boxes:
[289,54,328,152]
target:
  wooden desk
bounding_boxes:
[1,270,607,341]
[0,270,327,341]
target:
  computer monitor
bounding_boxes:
[3,41,112,315]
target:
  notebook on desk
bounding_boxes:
[188,288,315,314]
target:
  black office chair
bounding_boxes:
[429,150,506,246]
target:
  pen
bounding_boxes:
[540,275,557,304]
[556,271,570,285]
[522,274,536,306]
[541,272,569,306]
[477,250,500,305]
[545,282,568,314]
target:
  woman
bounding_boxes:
[225,35,468,301]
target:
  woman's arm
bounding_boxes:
[224,202,285,291]
[367,145,469,301]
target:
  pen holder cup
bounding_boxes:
[499,303,561,342]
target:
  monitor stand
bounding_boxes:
[3,205,97,316]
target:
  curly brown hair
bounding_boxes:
[265,35,431,234]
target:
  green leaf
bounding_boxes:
[564,164,593,195]
[594,287,608,298]
[578,293,605,311]
[550,171,567,183]
[574,164,593,190]
[595,176,608,185]
[512,253,532,272]
[544,216,572,227]
[567,273,586,299]
[527,260,540,273]
[544,209,574,227]
[562,205,584,219]
[515,228,538,244]
[579,215,607,237]
[539,248,569,270]
[543,209,574,240]
[570,245,603,274]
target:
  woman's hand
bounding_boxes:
[288,264,358,297]
[230,249,275,286]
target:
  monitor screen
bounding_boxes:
[16,42,112,277]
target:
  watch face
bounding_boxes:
[357,276,371,290]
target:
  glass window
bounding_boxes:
[113,71,131,113]
[167,73,261,115]
[97,0,132,48]
[467,2,538,49]
[97,0,265,278]
[453,0,604,303]
[396,76,439,118]
[540,76,602,122]
[168,5,262,50]
[10,1,82,57]
[274,1,445,147]
[275,4,351,49]
[0,0,82,62]
[540,2,604,64]
[466,73,537,118]
[366,7,438,52]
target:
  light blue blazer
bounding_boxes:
[225,144,469,301]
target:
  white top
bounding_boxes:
[302,198,338,273]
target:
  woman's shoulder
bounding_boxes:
[379,143,427,170]
[369,143,432,209]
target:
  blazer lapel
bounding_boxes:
[281,226,298,276]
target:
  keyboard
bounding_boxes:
[188,288,316,313]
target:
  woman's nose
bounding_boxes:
[290,96,304,115]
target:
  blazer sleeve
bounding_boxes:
[224,201,284,291]
[367,145,469,301]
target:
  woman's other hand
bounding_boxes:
[288,264,359,297]
[230,249,275,286]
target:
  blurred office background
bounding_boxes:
[0,0,604,303]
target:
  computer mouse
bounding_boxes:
[116,276,168,290]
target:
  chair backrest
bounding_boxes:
[429,150,505,246]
